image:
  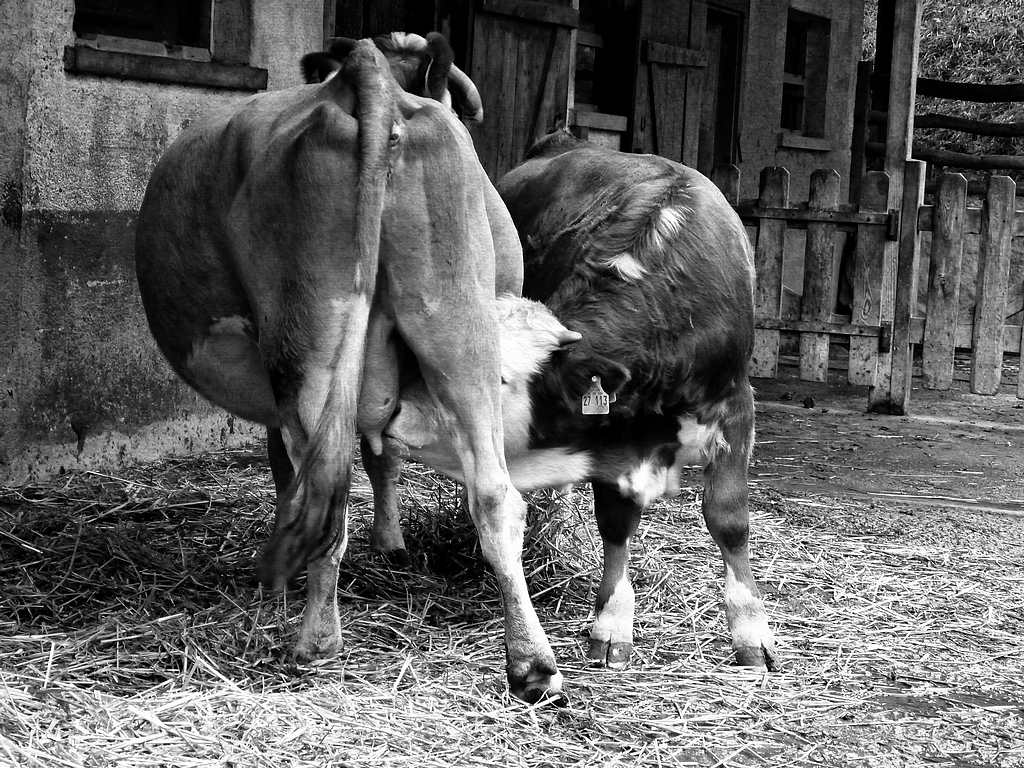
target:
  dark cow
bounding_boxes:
[301,32,484,124]
[134,40,566,703]
[384,131,778,671]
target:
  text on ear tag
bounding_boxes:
[582,375,610,415]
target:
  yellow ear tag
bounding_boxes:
[582,375,611,415]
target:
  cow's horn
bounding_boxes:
[447,63,484,124]
[558,328,583,346]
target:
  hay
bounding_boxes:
[1,445,1023,767]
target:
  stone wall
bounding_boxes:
[0,1,322,483]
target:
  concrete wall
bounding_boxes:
[0,1,323,483]
[739,0,864,203]
[738,0,865,298]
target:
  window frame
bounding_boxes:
[64,0,267,92]
[779,9,831,142]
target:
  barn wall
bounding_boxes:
[0,0,322,484]
[739,0,863,203]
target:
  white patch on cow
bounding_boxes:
[388,32,427,52]
[616,459,675,508]
[183,315,276,424]
[506,447,593,493]
[591,576,635,646]
[723,563,767,647]
[676,415,729,467]
[647,205,688,252]
[602,252,647,281]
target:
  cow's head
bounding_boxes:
[302,32,484,124]
[383,296,580,478]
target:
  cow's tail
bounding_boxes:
[260,41,393,588]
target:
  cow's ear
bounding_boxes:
[591,357,631,398]
[562,353,630,398]
[301,52,341,83]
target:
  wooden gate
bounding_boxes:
[719,164,1024,409]
[467,0,578,182]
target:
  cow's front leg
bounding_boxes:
[703,390,778,669]
[588,481,643,668]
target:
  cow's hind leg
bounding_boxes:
[588,481,643,668]
[362,435,410,565]
[267,427,294,496]
[703,388,778,669]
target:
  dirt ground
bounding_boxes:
[751,372,1024,515]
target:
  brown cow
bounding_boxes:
[135,41,564,703]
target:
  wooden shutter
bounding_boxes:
[631,0,707,165]
[469,0,579,181]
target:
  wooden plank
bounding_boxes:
[970,175,1016,394]
[849,171,890,386]
[569,110,627,131]
[888,160,926,413]
[921,173,967,390]
[642,40,708,68]
[513,29,536,169]
[868,0,922,413]
[681,0,706,168]
[63,45,267,90]
[751,167,790,379]
[530,25,572,148]
[732,205,892,227]
[799,169,842,382]
[917,76,1024,103]
[1019,317,1024,399]
[482,0,579,28]
[759,318,883,337]
[648,59,686,161]
[918,205,1024,237]
[712,164,740,206]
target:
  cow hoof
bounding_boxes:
[587,638,632,669]
[508,663,566,705]
[293,635,343,664]
[734,643,779,671]
[376,547,412,568]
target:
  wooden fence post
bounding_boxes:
[922,173,967,390]
[889,159,926,412]
[799,168,841,382]
[970,175,1015,394]
[869,159,925,414]
[751,167,789,378]
[848,171,890,386]
[712,164,741,205]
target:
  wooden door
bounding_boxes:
[468,0,579,182]
[631,0,707,165]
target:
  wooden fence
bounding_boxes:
[716,165,1024,406]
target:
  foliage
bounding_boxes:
[866,0,1024,181]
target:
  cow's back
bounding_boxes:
[496,142,755,424]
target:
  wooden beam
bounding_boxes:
[869,0,922,414]
[481,0,579,28]
[917,77,1024,103]
[915,113,1024,137]
[63,45,268,91]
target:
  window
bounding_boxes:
[74,1,213,59]
[65,0,267,91]
[780,10,830,138]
